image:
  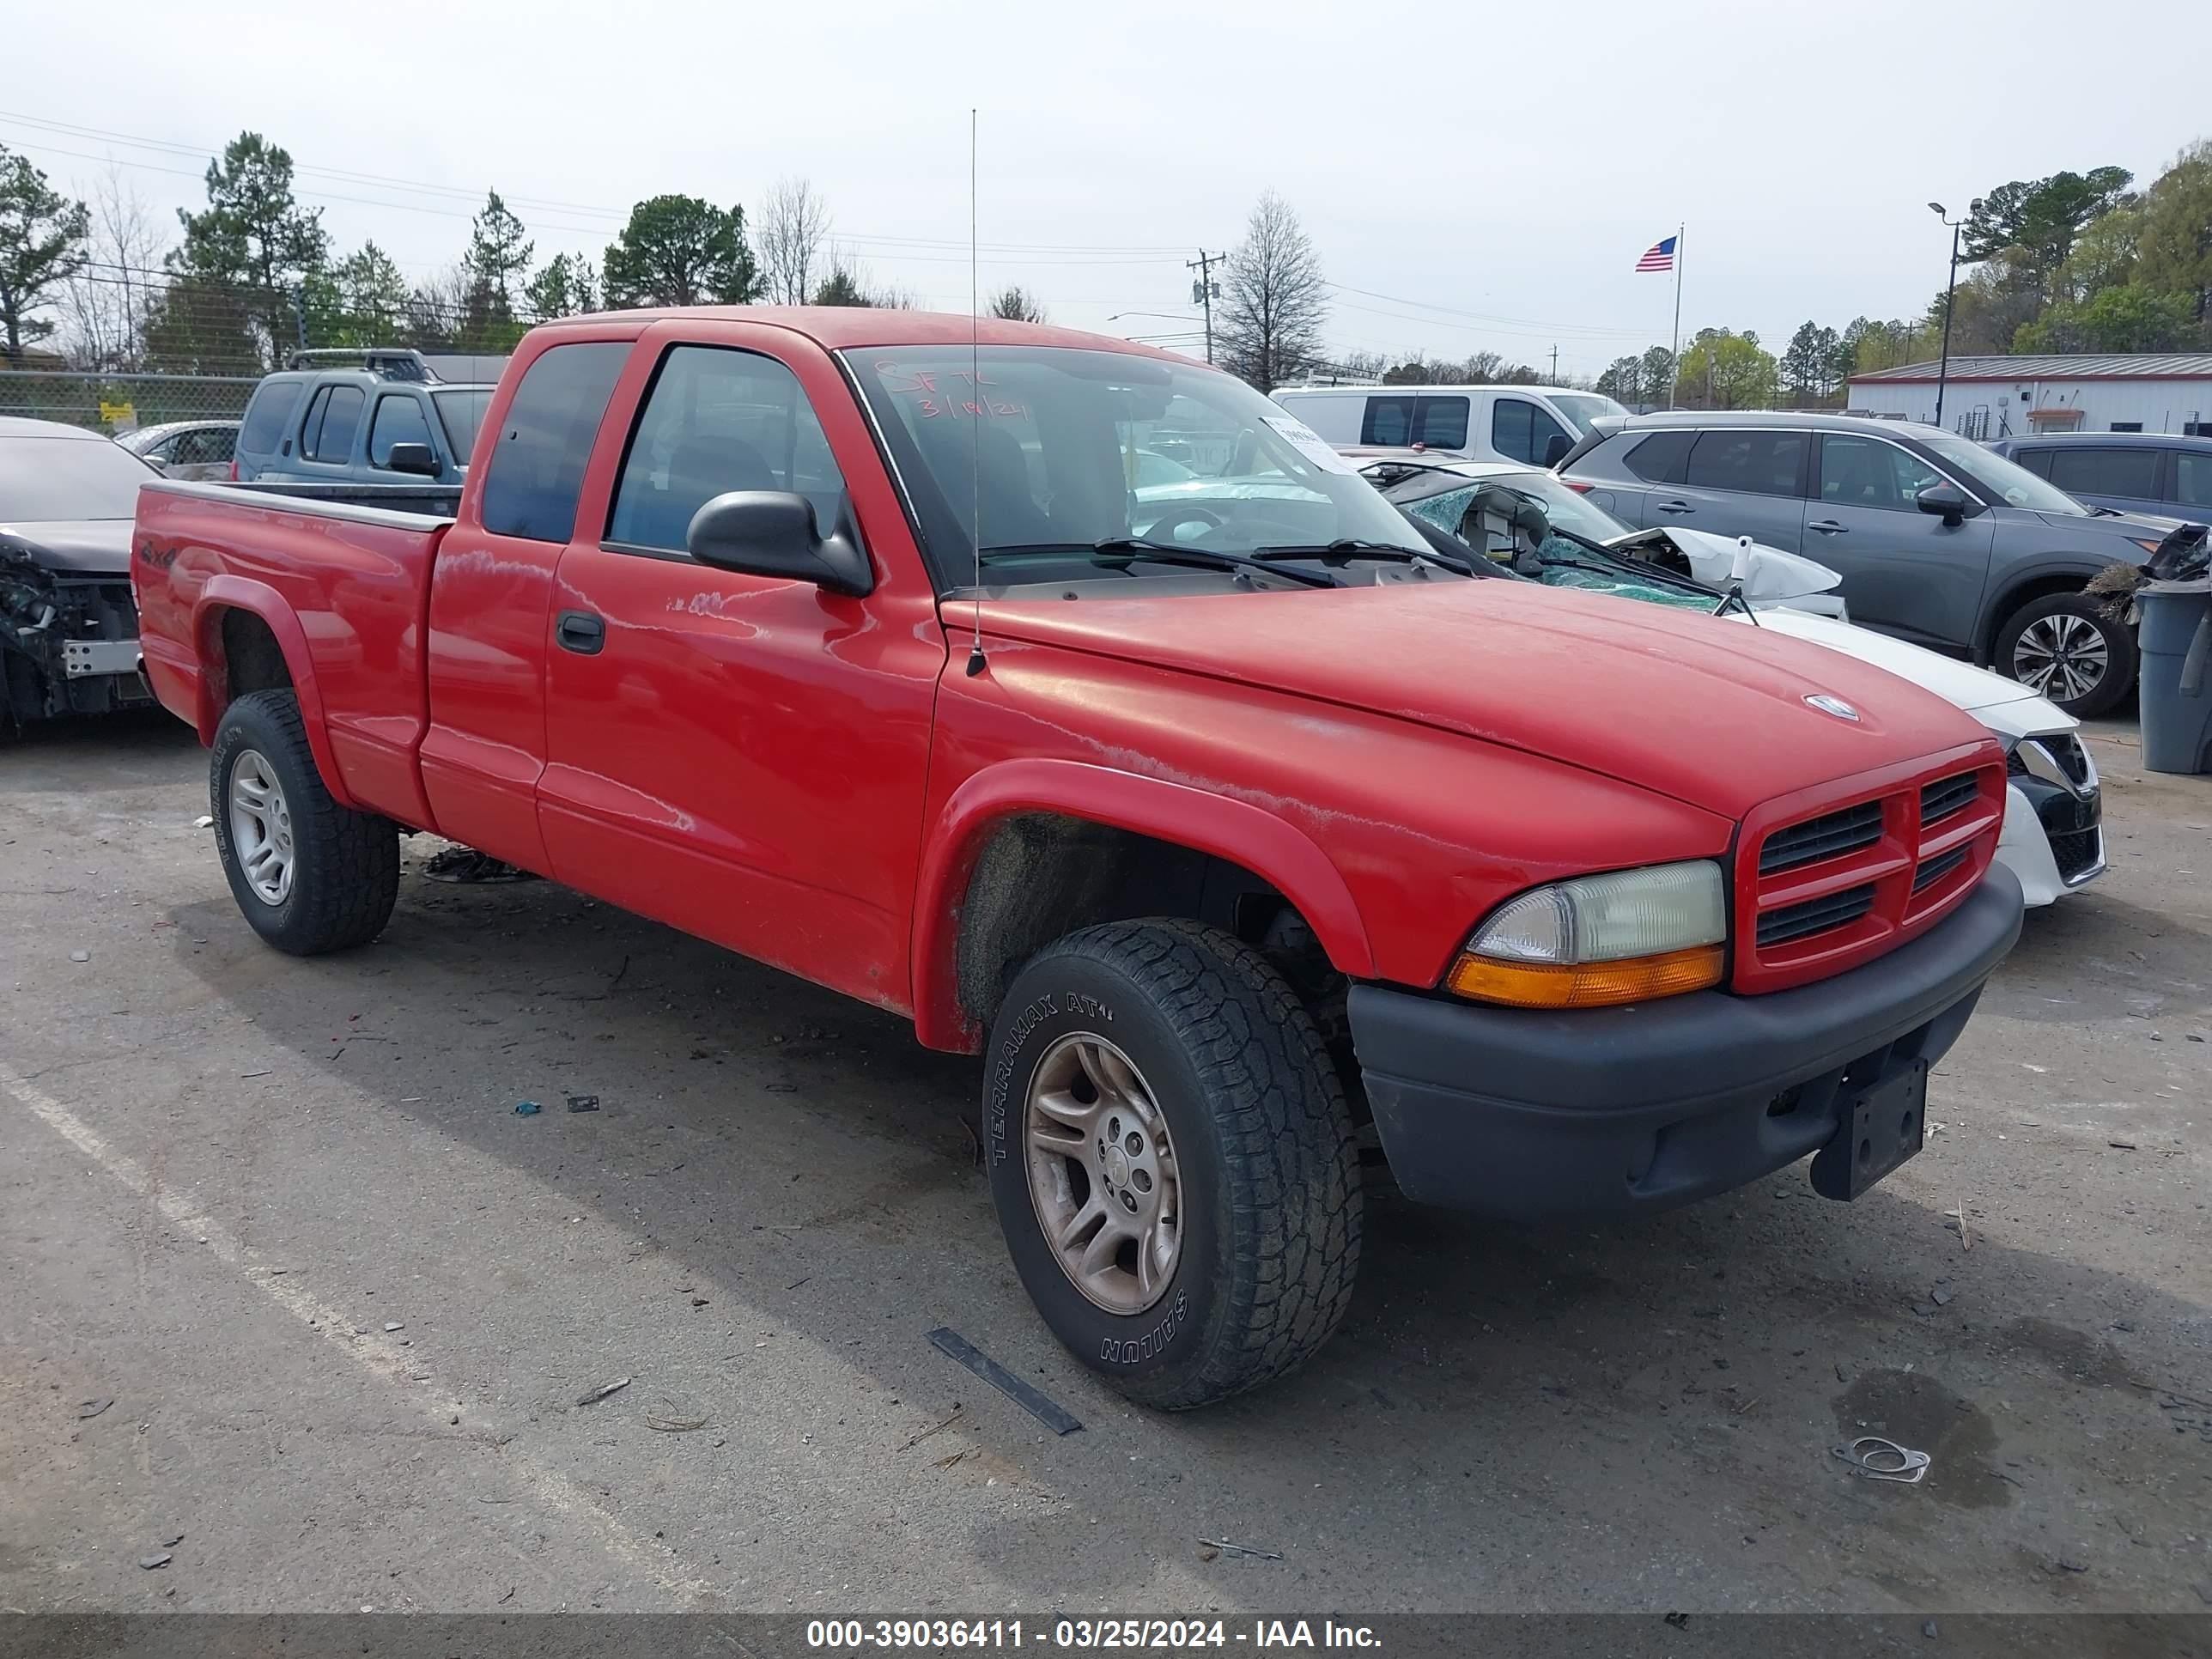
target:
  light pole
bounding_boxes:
[1928,198,1980,431]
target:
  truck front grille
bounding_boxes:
[1758,884,1876,948]
[1738,758,2003,993]
[1758,800,1881,875]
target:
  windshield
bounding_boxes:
[433,389,493,466]
[1390,469,1716,610]
[0,434,154,520]
[846,345,1425,588]
[1549,392,1630,435]
[1917,430,2086,514]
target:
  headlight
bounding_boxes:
[1447,860,1728,1009]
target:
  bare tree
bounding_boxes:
[61,165,165,369]
[1216,190,1327,392]
[988,285,1046,323]
[758,176,831,307]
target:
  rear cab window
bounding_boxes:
[478,342,631,541]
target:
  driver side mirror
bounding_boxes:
[687,490,873,597]
[384,441,441,477]
[1915,482,1973,526]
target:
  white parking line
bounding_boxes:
[2,1069,717,1604]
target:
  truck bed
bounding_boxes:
[134,479,452,830]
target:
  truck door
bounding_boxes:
[1805,432,1994,649]
[419,336,633,869]
[537,322,945,1012]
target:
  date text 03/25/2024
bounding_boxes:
[806,1620,1382,1650]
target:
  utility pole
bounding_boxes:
[1928,198,1981,431]
[1188,251,1224,366]
[1549,343,1559,381]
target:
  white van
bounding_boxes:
[1271,385,1629,468]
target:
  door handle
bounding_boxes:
[1655,500,1694,514]
[556,610,606,655]
[1808,519,1847,535]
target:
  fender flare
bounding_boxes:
[191,575,357,809]
[1978,558,2111,659]
[908,757,1376,1052]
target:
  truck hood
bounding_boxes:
[0,517,134,575]
[1748,607,2071,736]
[974,579,1991,819]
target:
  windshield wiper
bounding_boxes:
[1252,538,1474,577]
[980,538,1340,589]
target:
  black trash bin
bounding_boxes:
[2136,581,2212,775]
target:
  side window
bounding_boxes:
[368,394,434,469]
[1528,404,1571,465]
[2174,452,2212,509]
[296,386,332,459]
[1413,396,1469,450]
[1359,397,1416,447]
[2014,448,2055,478]
[1685,429,1808,498]
[172,430,216,465]
[1491,398,1535,463]
[1818,434,1942,511]
[305,386,364,463]
[479,342,629,543]
[241,381,304,453]
[1622,429,1695,483]
[607,344,849,555]
[2047,447,2160,499]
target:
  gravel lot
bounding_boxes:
[2,711,2206,1618]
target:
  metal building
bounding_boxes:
[1845,352,2212,441]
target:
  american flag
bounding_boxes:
[1635,235,1678,272]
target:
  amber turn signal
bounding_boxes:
[1445,943,1727,1010]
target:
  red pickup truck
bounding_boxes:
[135,308,2021,1407]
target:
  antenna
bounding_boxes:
[964,106,988,678]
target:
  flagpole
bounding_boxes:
[1668,222,1684,410]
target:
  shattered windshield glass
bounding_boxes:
[1394,473,1716,611]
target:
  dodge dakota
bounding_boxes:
[135,308,2021,1407]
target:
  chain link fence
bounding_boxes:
[1,368,261,434]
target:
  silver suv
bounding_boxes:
[1559,410,2200,716]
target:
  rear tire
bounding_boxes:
[1995,592,2136,718]
[211,690,398,954]
[982,919,1362,1409]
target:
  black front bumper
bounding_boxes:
[1350,866,2023,1221]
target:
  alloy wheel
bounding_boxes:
[1024,1033,1182,1315]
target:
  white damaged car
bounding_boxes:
[1373,457,2105,908]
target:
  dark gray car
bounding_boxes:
[1559,410,2197,716]
[1986,432,2212,524]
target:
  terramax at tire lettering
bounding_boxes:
[982,918,1361,1410]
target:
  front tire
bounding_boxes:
[982,920,1361,1409]
[211,690,399,954]
[1996,592,2136,718]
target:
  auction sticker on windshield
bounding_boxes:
[1262,414,1355,473]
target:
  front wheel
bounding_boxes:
[982,920,1362,1409]
[1995,592,2137,718]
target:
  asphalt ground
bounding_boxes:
[2,712,2206,1622]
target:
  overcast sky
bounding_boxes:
[9,0,2209,379]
